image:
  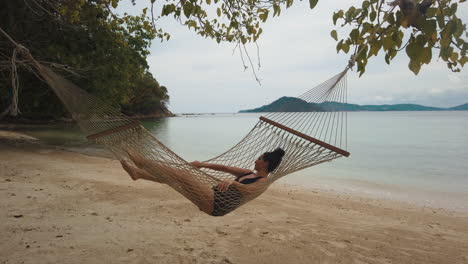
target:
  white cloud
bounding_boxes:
[430,88,444,95]
[118,0,468,113]
[448,74,462,84]
[373,95,394,103]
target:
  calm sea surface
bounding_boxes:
[14,112,468,211]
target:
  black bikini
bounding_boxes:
[211,172,263,216]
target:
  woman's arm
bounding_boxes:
[190,161,251,177]
[217,177,268,192]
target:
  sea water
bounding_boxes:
[13,112,468,211]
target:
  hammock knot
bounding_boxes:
[15,44,31,58]
[348,55,356,69]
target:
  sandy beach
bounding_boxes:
[1,131,467,264]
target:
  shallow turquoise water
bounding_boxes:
[13,112,468,211]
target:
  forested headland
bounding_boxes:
[0,1,172,122]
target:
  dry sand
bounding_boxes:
[1,131,467,264]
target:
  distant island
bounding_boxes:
[239,97,468,113]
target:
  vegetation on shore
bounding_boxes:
[0,0,172,121]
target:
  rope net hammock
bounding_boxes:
[1,28,352,216]
[39,65,351,216]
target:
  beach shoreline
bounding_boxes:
[3,128,466,214]
[1,130,468,263]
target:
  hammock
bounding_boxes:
[1,28,352,216]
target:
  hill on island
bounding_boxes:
[449,103,468,110]
[239,97,468,113]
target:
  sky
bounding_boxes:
[118,0,468,113]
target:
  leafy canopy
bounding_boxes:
[332,0,467,76]
[61,0,467,76]
[126,0,466,76]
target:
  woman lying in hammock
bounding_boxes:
[120,148,285,216]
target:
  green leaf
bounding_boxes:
[460,56,468,67]
[352,8,362,18]
[408,59,421,75]
[386,13,395,24]
[450,3,458,14]
[437,14,445,28]
[447,17,460,34]
[439,46,453,60]
[420,19,437,35]
[333,10,344,25]
[392,31,403,48]
[333,12,339,25]
[450,52,459,62]
[230,20,239,29]
[259,10,269,22]
[389,48,397,60]
[362,22,372,33]
[440,25,452,48]
[357,45,368,61]
[241,36,247,44]
[336,39,343,52]
[186,20,197,29]
[161,4,176,16]
[369,11,376,22]
[273,4,281,17]
[426,7,437,17]
[358,66,366,77]
[330,30,338,41]
[349,29,359,43]
[345,7,356,20]
[406,42,418,60]
[385,53,391,64]
[342,42,350,53]
[453,20,464,38]
[362,1,370,11]
[309,0,318,9]
[421,47,432,64]
[382,37,393,51]
[183,2,193,18]
[369,42,382,56]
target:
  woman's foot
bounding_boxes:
[121,160,166,184]
[120,160,140,181]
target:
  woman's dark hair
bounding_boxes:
[263,148,285,172]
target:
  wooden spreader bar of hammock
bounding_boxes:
[259,116,350,157]
[86,120,141,140]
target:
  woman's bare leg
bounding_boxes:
[126,150,215,214]
[121,160,165,183]
[121,160,139,181]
